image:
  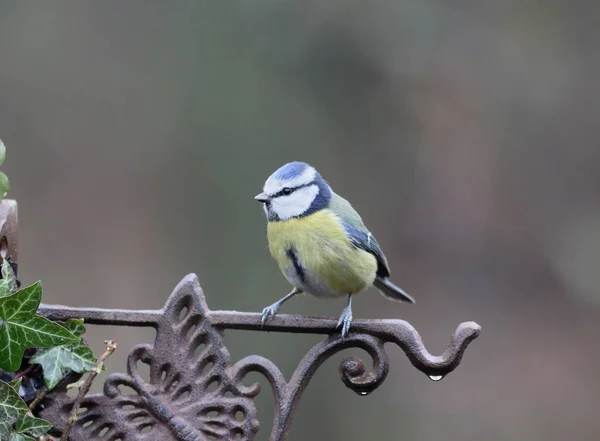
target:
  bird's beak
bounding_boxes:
[254,192,270,203]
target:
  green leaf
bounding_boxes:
[30,339,96,390]
[0,172,9,199]
[0,282,79,371]
[10,433,35,441]
[8,377,21,393]
[30,318,96,390]
[0,380,27,439]
[0,280,12,298]
[62,318,86,336]
[1,260,18,296]
[14,413,52,436]
[0,138,5,166]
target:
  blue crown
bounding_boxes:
[273,161,312,181]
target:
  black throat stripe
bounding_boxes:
[285,248,305,284]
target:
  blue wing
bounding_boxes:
[340,221,390,278]
[340,220,415,303]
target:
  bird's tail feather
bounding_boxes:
[374,276,415,303]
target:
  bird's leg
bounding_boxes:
[336,294,353,338]
[261,287,302,326]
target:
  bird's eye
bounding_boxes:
[282,187,293,195]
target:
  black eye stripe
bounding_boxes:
[273,188,291,198]
[271,183,312,198]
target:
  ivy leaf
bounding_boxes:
[0,380,27,439]
[0,137,5,166]
[30,318,96,390]
[0,280,12,298]
[1,260,18,297]
[14,413,52,437]
[0,171,9,199]
[61,318,86,336]
[9,433,35,441]
[8,377,21,393]
[0,282,79,371]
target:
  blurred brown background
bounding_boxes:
[1,1,599,440]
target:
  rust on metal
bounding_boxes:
[3,199,483,441]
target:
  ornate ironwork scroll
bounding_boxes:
[37,275,481,441]
[0,200,482,441]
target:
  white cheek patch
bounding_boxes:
[263,166,317,196]
[271,185,319,220]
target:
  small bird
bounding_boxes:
[255,161,414,338]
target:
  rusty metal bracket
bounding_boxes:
[1,200,482,441]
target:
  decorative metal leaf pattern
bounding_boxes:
[40,277,259,441]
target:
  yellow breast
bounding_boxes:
[266,210,378,296]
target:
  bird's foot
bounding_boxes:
[260,288,302,327]
[336,304,353,339]
[261,302,281,326]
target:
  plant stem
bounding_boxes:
[28,386,48,412]
[60,340,117,441]
[12,364,35,381]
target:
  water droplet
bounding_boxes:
[428,375,443,382]
[358,391,369,396]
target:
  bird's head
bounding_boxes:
[255,162,332,221]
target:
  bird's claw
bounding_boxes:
[261,303,280,327]
[336,306,353,339]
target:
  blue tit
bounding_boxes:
[255,161,414,338]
